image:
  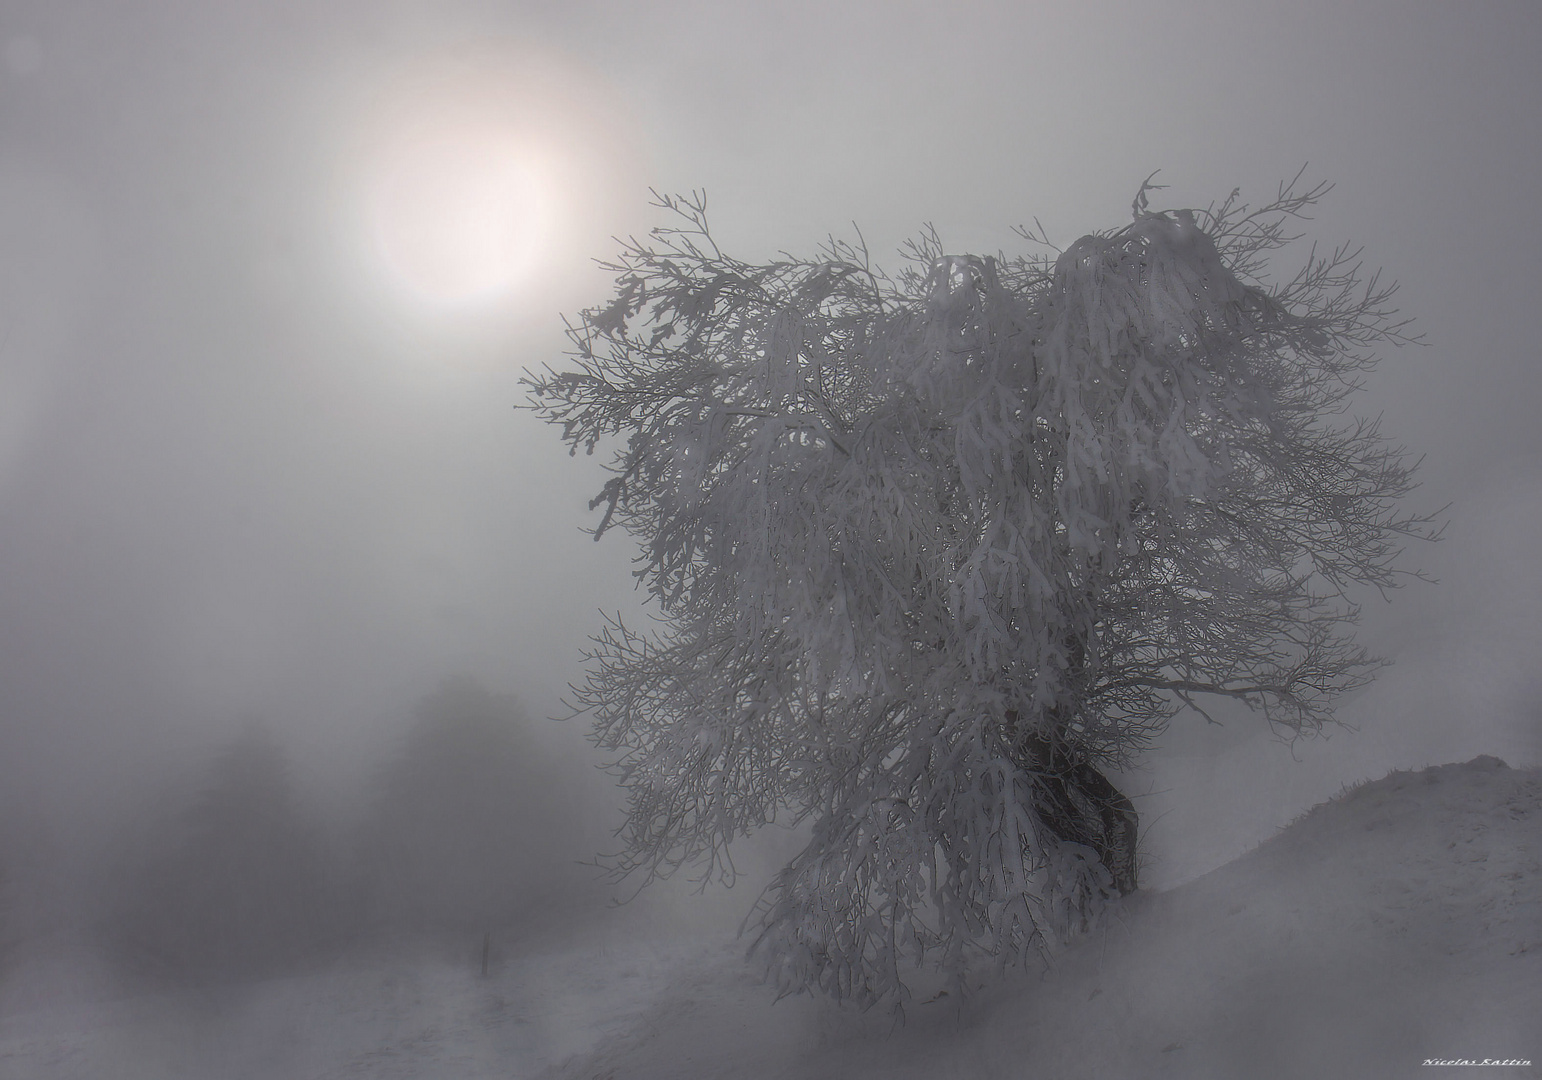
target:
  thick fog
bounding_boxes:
[1,0,1539,997]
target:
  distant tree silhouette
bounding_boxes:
[354,677,563,937]
[103,724,332,982]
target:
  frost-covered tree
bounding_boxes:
[525,175,1438,1010]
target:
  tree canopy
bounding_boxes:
[525,175,1438,1010]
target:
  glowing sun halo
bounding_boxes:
[354,47,645,318]
[369,118,554,307]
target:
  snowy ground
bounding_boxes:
[1,756,1537,1079]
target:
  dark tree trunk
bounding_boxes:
[1007,626,1140,895]
[1016,730,1139,895]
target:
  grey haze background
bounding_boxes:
[1,0,1538,896]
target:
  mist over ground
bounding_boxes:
[3,757,1535,1077]
[0,0,1538,1072]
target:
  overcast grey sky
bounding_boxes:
[1,0,1538,884]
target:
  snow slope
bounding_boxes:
[549,755,1541,1080]
[1,756,1537,1080]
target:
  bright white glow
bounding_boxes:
[344,46,648,332]
[369,118,553,306]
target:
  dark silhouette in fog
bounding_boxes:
[84,679,586,990]
[99,724,333,984]
[350,676,573,942]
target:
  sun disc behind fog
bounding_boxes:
[368,119,553,306]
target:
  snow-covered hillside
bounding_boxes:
[2,756,1536,1079]
[548,755,1540,1080]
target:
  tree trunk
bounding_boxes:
[1008,622,1139,895]
[1014,730,1139,895]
